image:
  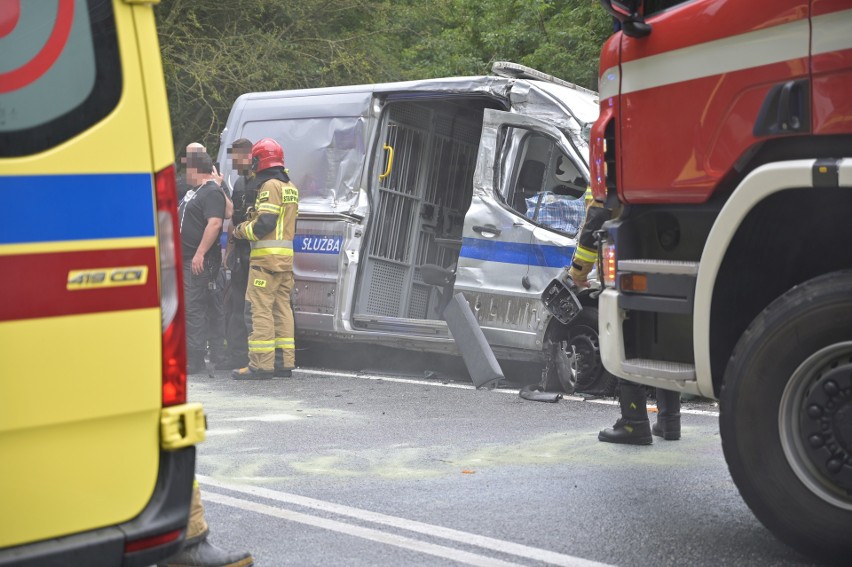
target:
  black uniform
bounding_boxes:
[178,180,226,371]
[222,174,258,367]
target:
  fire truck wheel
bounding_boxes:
[547,307,617,396]
[720,270,852,565]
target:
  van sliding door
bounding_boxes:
[354,102,481,331]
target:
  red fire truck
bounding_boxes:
[592,0,852,562]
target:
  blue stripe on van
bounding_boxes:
[459,237,575,268]
[0,173,156,244]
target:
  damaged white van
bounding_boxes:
[217,62,612,393]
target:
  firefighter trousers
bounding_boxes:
[246,265,295,371]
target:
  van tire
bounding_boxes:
[720,271,852,564]
[546,307,616,396]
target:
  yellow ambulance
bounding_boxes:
[0,1,204,565]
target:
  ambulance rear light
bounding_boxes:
[155,165,187,407]
[124,528,182,554]
[602,242,617,287]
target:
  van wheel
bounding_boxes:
[547,307,617,395]
[720,271,852,564]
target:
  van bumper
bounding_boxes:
[0,446,195,567]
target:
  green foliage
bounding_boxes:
[157,0,611,157]
[392,0,611,85]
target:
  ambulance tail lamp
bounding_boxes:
[155,164,187,407]
[602,242,617,287]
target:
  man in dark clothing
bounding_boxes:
[179,151,226,374]
[220,138,255,369]
[177,142,206,201]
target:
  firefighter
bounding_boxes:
[231,138,298,379]
[567,189,682,445]
[158,481,253,567]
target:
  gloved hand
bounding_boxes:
[562,270,589,291]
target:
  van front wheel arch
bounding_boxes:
[544,307,616,395]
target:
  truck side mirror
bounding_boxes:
[599,0,652,38]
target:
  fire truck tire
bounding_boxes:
[720,270,852,565]
[547,307,617,396]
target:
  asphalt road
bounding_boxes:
[188,353,826,567]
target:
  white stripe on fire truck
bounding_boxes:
[812,9,852,57]
[602,9,852,99]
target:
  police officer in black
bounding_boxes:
[220,138,257,369]
[179,151,226,374]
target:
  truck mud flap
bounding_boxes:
[442,292,505,389]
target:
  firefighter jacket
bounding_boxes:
[233,167,299,272]
[568,187,610,283]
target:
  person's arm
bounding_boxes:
[567,198,611,287]
[192,217,223,275]
[233,181,279,241]
[223,222,236,268]
[212,165,233,219]
[222,188,234,220]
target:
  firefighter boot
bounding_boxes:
[157,535,253,567]
[274,347,292,378]
[598,381,652,445]
[231,366,273,380]
[652,388,682,440]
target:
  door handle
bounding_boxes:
[473,225,501,238]
[754,79,810,136]
[379,144,394,180]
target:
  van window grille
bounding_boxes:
[407,283,431,319]
[370,121,424,263]
[365,260,405,316]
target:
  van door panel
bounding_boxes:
[292,213,355,333]
[354,101,481,331]
[456,109,585,351]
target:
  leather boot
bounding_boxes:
[653,388,682,440]
[157,535,253,567]
[598,380,652,445]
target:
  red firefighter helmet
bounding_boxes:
[251,138,285,172]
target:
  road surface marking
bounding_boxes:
[200,475,615,567]
[203,491,525,567]
[295,368,720,417]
